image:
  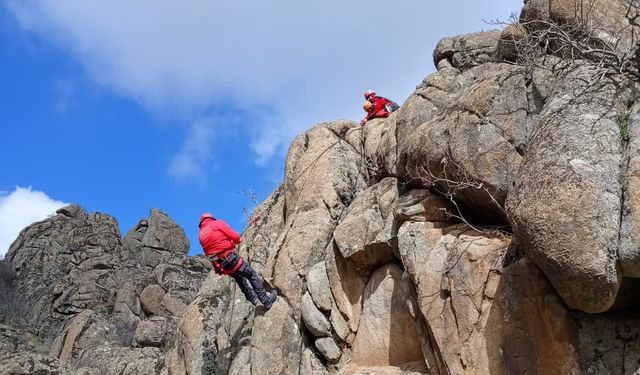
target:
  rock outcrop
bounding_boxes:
[1,0,640,374]
[0,207,209,374]
[162,0,640,373]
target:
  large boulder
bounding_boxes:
[307,261,333,313]
[133,316,179,349]
[399,62,527,222]
[301,292,331,338]
[433,30,501,71]
[506,66,625,313]
[349,264,426,370]
[398,222,582,374]
[333,177,399,272]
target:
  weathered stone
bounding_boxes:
[574,298,640,374]
[0,353,70,375]
[133,316,178,348]
[315,337,341,364]
[433,30,501,71]
[5,206,122,339]
[162,291,188,318]
[330,304,351,343]
[301,292,331,338]
[139,284,166,316]
[49,310,98,363]
[251,299,302,375]
[393,189,450,224]
[337,363,427,375]
[350,264,425,368]
[264,122,366,311]
[333,177,398,271]
[75,347,163,375]
[398,221,583,374]
[300,347,329,375]
[361,116,398,177]
[228,345,252,375]
[399,62,527,222]
[506,68,623,313]
[496,24,527,62]
[307,261,333,313]
[163,272,230,375]
[325,242,367,333]
[113,288,141,344]
[76,368,101,375]
[123,208,189,263]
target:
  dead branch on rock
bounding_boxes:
[239,188,260,228]
[363,155,384,185]
[414,157,507,234]
[491,1,640,82]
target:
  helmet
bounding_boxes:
[363,101,374,112]
[199,213,215,226]
[364,90,376,100]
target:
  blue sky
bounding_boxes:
[0,0,519,257]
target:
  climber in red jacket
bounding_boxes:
[360,90,399,126]
[198,213,277,309]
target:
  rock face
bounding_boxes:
[2,0,640,374]
[160,0,640,373]
[0,207,209,374]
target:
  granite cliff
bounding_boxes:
[1,0,640,373]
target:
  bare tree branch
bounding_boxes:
[491,1,640,81]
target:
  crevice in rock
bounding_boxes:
[144,245,172,253]
[616,92,636,269]
[502,242,525,267]
[523,69,546,150]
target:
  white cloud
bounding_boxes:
[0,187,68,259]
[5,0,519,163]
[168,118,217,180]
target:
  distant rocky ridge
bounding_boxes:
[1,0,640,374]
[0,207,211,374]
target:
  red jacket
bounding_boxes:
[199,219,241,257]
[362,96,393,124]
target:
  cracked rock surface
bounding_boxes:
[2,0,640,374]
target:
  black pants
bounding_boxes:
[215,252,268,304]
[231,261,268,304]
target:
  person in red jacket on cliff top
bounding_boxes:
[198,213,277,309]
[360,90,399,126]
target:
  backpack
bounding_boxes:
[384,100,400,112]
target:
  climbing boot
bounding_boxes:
[263,290,278,310]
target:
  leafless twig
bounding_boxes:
[238,188,260,227]
[490,1,639,81]
[414,156,508,234]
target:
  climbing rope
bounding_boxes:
[293,125,368,372]
[222,122,369,373]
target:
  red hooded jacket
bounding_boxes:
[362,96,394,124]
[198,219,241,257]
[199,218,244,275]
